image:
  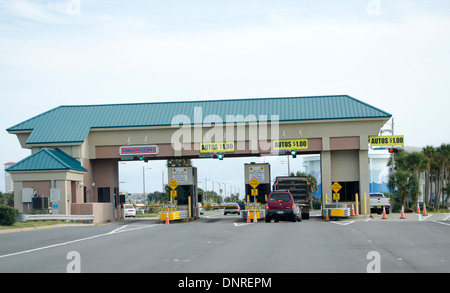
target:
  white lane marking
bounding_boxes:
[233,223,252,227]
[434,221,450,227]
[108,225,129,234]
[418,214,432,221]
[330,221,355,226]
[0,224,160,259]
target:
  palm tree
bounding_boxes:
[388,170,419,208]
[387,149,425,208]
[435,144,450,208]
[443,182,450,207]
[421,144,450,208]
[422,145,435,205]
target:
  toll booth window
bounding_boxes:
[174,186,194,205]
[334,182,359,202]
[98,187,111,203]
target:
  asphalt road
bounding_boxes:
[1,211,450,273]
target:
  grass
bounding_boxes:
[0,220,77,231]
[137,212,159,218]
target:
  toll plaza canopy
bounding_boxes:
[6,95,392,223]
[7,95,390,145]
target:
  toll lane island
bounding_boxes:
[178,277,272,290]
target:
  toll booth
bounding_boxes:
[244,162,271,203]
[162,166,199,221]
[243,163,271,221]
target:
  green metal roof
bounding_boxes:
[7,95,391,145]
[5,148,87,173]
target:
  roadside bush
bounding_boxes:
[312,200,321,210]
[0,205,19,226]
[389,196,402,213]
[29,209,49,215]
[146,201,162,214]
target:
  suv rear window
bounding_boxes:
[269,193,291,202]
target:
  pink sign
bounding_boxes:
[119,145,159,156]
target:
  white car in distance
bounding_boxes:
[123,204,137,218]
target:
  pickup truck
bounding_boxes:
[370,193,391,214]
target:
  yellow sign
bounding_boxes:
[333,193,340,200]
[251,188,258,196]
[170,190,177,198]
[200,142,235,153]
[369,135,404,146]
[248,177,260,189]
[330,209,344,217]
[273,139,308,150]
[161,204,177,212]
[168,179,179,190]
[246,203,261,211]
[331,182,342,193]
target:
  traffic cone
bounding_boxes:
[422,203,428,216]
[165,211,170,224]
[246,211,251,223]
[400,205,405,219]
[416,202,421,214]
[351,204,355,216]
[325,209,330,222]
[382,206,387,219]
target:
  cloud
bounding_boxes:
[1,0,70,24]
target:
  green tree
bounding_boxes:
[388,170,419,208]
[388,149,429,208]
[224,193,240,203]
[147,190,169,203]
[443,182,450,208]
[422,145,436,205]
[435,144,450,208]
[0,192,14,207]
[422,144,450,208]
[289,171,318,192]
[166,159,192,167]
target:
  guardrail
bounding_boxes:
[18,214,95,223]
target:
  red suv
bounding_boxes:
[265,191,301,222]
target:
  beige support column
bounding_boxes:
[359,149,370,215]
[13,181,24,213]
[321,150,331,207]
[54,180,69,214]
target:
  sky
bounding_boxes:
[1,0,449,195]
